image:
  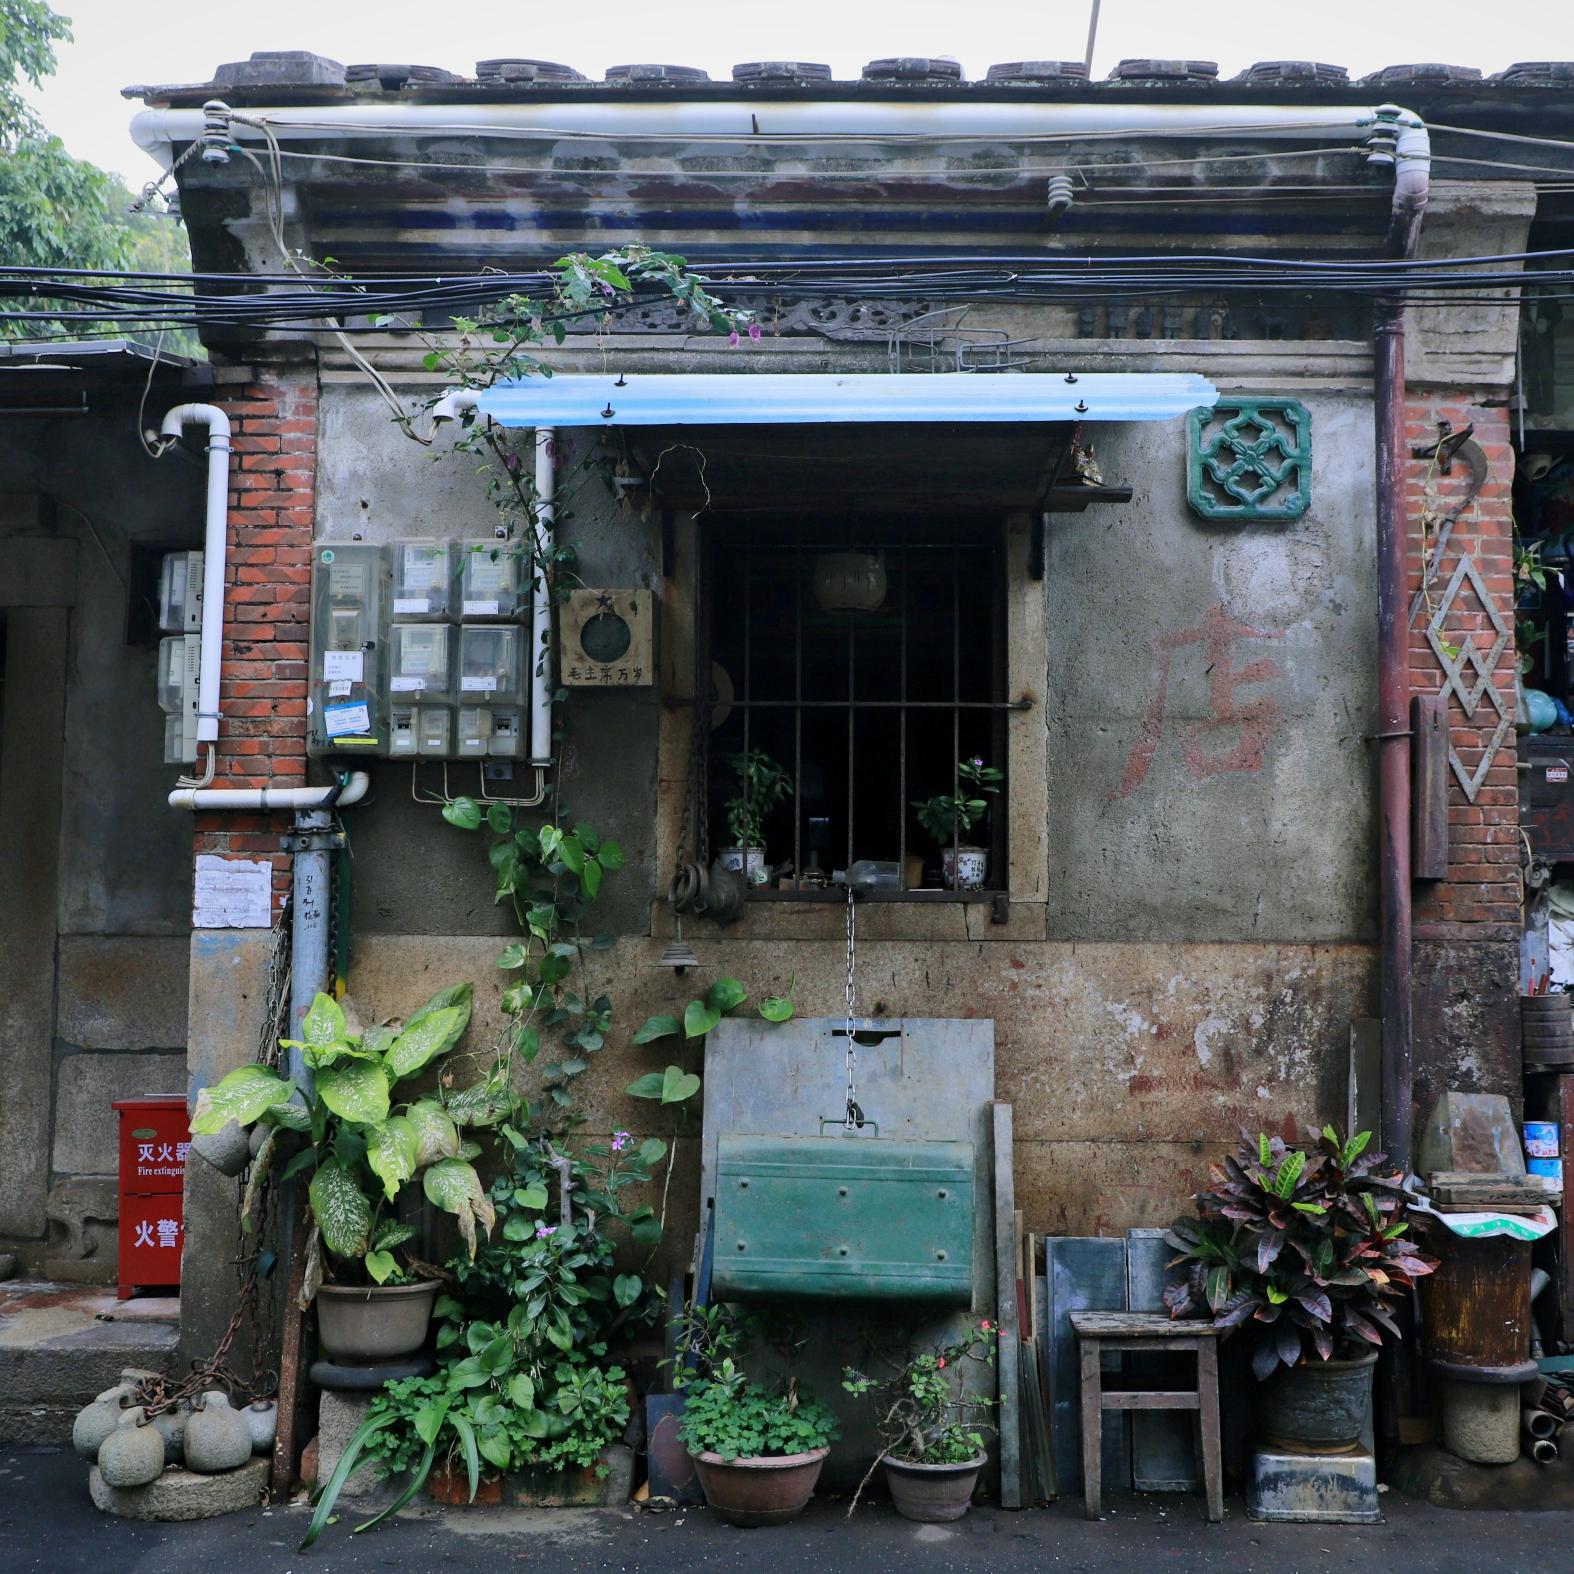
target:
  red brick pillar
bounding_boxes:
[1406,393,1521,1112]
[192,365,317,915]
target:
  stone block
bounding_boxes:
[53,1054,185,1175]
[89,1458,268,1521]
[56,937,190,1049]
[44,1177,118,1283]
[1441,1380,1520,1465]
[316,1390,393,1501]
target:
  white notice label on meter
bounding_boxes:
[390,676,424,692]
[463,599,500,617]
[324,701,371,736]
[393,597,427,615]
[323,649,363,682]
[461,675,498,692]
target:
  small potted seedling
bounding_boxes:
[719,748,792,887]
[913,757,1002,889]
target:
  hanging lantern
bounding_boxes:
[813,550,887,612]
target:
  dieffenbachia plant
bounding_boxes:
[191,984,499,1294]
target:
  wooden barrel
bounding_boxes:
[1417,1221,1535,1382]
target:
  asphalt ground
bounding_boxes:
[3,1444,1570,1574]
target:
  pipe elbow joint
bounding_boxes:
[160,401,233,448]
[431,387,480,425]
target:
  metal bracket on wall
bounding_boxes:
[279,828,347,853]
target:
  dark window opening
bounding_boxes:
[701,513,1011,901]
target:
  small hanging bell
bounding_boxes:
[656,940,700,977]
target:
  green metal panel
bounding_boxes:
[1186,398,1312,522]
[710,1134,974,1305]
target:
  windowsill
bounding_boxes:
[747,888,1006,904]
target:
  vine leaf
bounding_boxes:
[684,1000,722,1039]
[632,1015,680,1046]
[661,1066,702,1105]
[443,796,483,831]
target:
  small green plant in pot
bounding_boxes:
[191,984,495,1363]
[720,748,792,886]
[671,1304,839,1527]
[1164,1125,1436,1452]
[842,1321,996,1521]
[912,757,1001,889]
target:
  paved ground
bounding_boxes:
[5,1445,1574,1574]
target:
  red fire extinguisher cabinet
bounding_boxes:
[113,1096,189,1300]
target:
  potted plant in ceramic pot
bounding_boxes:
[191,984,495,1363]
[671,1304,839,1526]
[913,757,1002,890]
[719,748,792,887]
[1163,1125,1436,1452]
[842,1320,996,1521]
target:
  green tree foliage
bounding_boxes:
[0,1,193,343]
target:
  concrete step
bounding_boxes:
[0,1281,178,1443]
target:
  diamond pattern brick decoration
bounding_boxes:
[1425,550,1513,802]
[1186,398,1312,522]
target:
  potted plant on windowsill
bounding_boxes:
[1163,1125,1436,1453]
[913,756,1002,890]
[719,748,792,887]
[842,1321,996,1521]
[190,984,495,1363]
[671,1305,839,1527]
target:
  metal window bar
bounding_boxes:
[701,521,1017,899]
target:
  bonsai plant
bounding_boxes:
[671,1304,839,1526]
[912,756,1002,889]
[720,748,792,886]
[1163,1125,1436,1451]
[191,984,495,1362]
[842,1321,996,1521]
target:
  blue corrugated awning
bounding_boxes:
[475,371,1217,427]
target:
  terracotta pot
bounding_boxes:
[691,1446,828,1527]
[427,1462,503,1506]
[316,1279,439,1362]
[882,1453,985,1521]
[1258,1351,1377,1453]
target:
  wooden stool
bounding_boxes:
[1069,1311,1223,1522]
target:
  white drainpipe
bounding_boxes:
[159,403,231,769]
[168,772,370,811]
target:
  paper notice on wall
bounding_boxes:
[324,701,371,736]
[193,855,272,929]
[322,649,363,682]
[328,679,353,697]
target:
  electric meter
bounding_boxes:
[391,623,454,700]
[457,706,524,758]
[307,543,387,754]
[157,550,204,632]
[391,540,454,619]
[157,634,200,764]
[458,625,525,705]
[457,541,528,619]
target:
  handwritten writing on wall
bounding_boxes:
[1115,603,1285,799]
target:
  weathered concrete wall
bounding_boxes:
[0,402,204,1276]
[1045,393,1379,942]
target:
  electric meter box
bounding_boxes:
[158,551,204,633]
[457,542,529,619]
[457,705,524,758]
[308,543,387,755]
[458,624,526,706]
[391,540,454,619]
[157,634,200,764]
[390,623,455,701]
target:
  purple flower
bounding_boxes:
[601,282,615,298]
[503,451,521,474]
[748,322,762,342]
[611,1131,630,1152]
[535,1224,556,1240]
[728,329,740,348]
[970,757,984,769]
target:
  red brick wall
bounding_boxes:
[1406,393,1520,940]
[192,365,317,914]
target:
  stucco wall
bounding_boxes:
[0,399,204,1275]
[291,365,1382,1261]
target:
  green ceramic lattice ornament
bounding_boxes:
[1186,398,1311,522]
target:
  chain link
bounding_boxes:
[843,885,862,1129]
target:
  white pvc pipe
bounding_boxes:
[160,403,231,746]
[531,427,555,767]
[132,101,1406,159]
[168,771,370,812]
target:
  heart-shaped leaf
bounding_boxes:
[705,978,747,1013]
[660,1065,701,1105]
[442,797,483,831]
[758,995,795,1024]
[365,1249,397,1284]
[613,1273,642,1308]
[684,1000,721,1039]
[626,1072,666,1100]
[633,1015,680,1046]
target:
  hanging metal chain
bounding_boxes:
[670,684,714,914]
[256,893,293,1070]
[843,884,863,1129]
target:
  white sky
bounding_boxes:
[29,0,1574,185]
